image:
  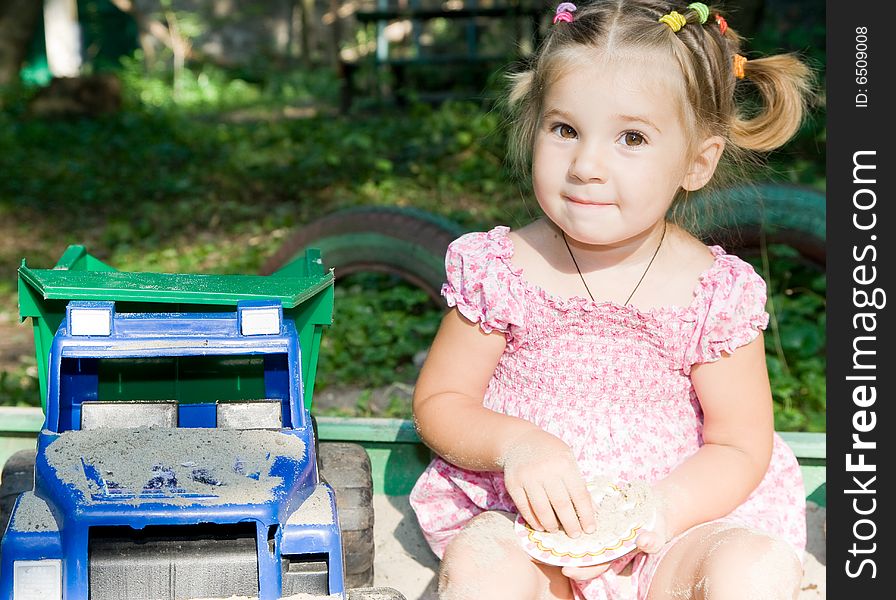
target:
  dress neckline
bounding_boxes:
[488,225,732,319]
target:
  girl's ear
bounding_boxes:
[682,136,726,191]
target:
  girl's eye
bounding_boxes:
[551,124,578,139]
[619,131,646,147]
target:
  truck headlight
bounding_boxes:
[237,300,282,335]
[13,559,62,600]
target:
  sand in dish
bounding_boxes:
[516,478,657,566]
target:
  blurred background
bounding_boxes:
[0,0,824,431]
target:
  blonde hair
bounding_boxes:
[506,0,814,225]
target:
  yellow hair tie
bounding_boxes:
[733,53,747,79]
[658,11,688,32]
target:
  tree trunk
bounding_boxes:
[328,0,341,67]
[44,0,82,77]
[0,0,43,86]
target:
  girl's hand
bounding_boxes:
[500,429,596,538]
[561,562,612,582]
[561,505,670,582]
[635,506,671,554]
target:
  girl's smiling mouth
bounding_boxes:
[565,195,616,207]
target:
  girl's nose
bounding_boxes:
[568,145,607,183]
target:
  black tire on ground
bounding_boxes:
[318,442,376,589]
[261,206,466,303]
[692,183,826,267]
[0,449,37,535]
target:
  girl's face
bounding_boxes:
[532,53,703,247]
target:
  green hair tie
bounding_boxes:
[687,2,710,24]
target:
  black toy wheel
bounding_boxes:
[317,441,376,589]
[0,449,36,535]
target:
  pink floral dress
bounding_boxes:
[409,227,806,600]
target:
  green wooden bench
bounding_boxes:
[0,408,826,506]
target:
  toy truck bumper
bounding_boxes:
[1,485,348,599]
[0,492,64,599]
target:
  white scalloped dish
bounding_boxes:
[515,480,656,567]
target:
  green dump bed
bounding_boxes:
[18,245,334,411]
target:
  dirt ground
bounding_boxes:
[0,202,82,375]
[0,302,31,372]
[372,496,827,600]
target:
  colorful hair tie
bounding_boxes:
[553,3,577,24]
[687,3,710,24]
[658,10,687,32]
[733,53,747,79]
[715,14,728,35]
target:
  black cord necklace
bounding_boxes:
[561,221,667,306]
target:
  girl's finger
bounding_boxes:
[635,530,664,554]
[507,485,544,531]
[564,475,597,534]
[527,485,560,532]
[545,482,581,538]
[561,562,611,581]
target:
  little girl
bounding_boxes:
[410,1,813,599]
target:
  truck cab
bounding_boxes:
[0,246,370,600]
[2,266,348,598]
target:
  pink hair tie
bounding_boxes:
[553,2,577,24]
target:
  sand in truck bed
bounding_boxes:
[45,426,306,505]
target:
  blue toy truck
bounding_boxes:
[0,248,404,600]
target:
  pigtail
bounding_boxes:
[504,69,540,181]
[730,53,814,152]
[655,3,814,153]
[508,70,534,106]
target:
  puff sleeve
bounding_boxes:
[682,253,770,375]
[441,227,526,348]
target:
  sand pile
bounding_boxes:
[44,426,305,505]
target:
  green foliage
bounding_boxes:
[117,58,340,112]
[747,245,826,432]
[317,274,441,390]
[0,359,39,408]
[314,388,414,420]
